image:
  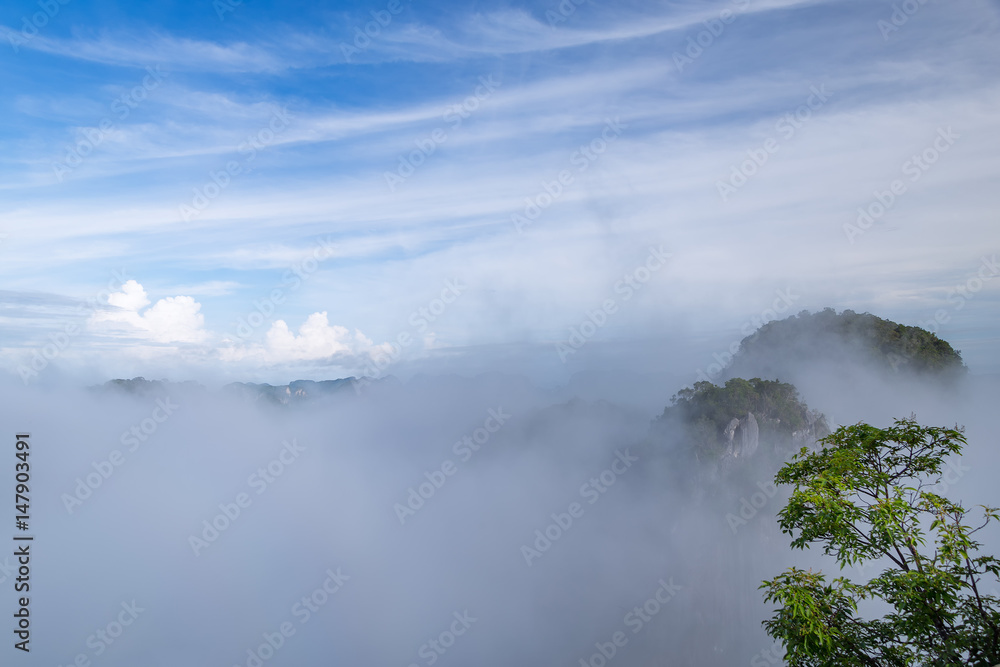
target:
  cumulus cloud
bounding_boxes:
[76,281,393,374]
[221,311,393,367]
[107,280,151,311]
[90,280,208,343]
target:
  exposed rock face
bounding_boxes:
[726,412,759,459]
[724,417,740,444]
[792,409,827,446]
[741,412,759,457]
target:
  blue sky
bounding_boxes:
[1,0,998,385]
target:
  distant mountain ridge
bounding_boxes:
[222,378,360,405]
[94,376,398,404]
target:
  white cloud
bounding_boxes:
[4,30,288,73]
[140,296,208,343]
[89,280,208,343]
[221,312,393,367]
[0,1,830,72]
[84,281,391,371]
[107,279,150,311]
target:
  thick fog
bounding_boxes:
[4,0,1000,663]
[1,349,997,667]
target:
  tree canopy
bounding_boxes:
[761,417,1000,666]
[657,377,827,459]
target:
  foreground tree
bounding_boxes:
[761,417,1000,666]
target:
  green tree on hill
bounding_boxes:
[761,418,1000,666]
[657,377,827,460]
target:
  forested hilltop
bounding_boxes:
[656,378,828,464]
[727,308,967,381]
[654,309,967,465]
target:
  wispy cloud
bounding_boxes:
[2,0,999,379]
[0,0,831,73]
[2,29,289,72]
